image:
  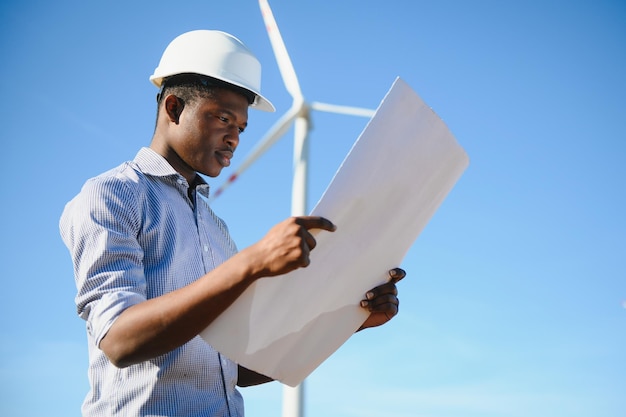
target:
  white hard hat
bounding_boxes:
[150,30,275,112]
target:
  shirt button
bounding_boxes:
[204,245,209,252]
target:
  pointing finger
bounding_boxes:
[294,216,336,233]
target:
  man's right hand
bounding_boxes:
[246,216,336,277]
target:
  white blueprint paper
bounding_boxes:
[200,77,469,386]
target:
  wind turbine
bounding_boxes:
[210,0,375,208]
[211,1,376,416]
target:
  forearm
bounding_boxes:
[98,216,330,368]
[100,249,260,367]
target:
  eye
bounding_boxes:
[211,112,245,134]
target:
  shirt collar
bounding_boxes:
[133,147,211,198]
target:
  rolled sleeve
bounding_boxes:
[88,290,145,346]
[61,169,147,346]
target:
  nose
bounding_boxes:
[224,126,240,149]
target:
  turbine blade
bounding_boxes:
[209,105,301,201]
[310,101,376,118]
[259,0,303,100]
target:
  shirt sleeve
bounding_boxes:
[60,172,147,347]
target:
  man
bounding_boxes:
[60,30,404,416]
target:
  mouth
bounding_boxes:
[216,148,234,167]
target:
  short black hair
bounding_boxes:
[156,73,255,108]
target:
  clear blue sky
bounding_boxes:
[1,0,624,416]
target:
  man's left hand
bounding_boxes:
[358,268,405,331]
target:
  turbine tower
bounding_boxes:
[211,1,376,416]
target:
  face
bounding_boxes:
[158,88,250,181]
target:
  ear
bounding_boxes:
[164,94,184,124]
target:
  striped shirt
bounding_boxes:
[60,147,244,416]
